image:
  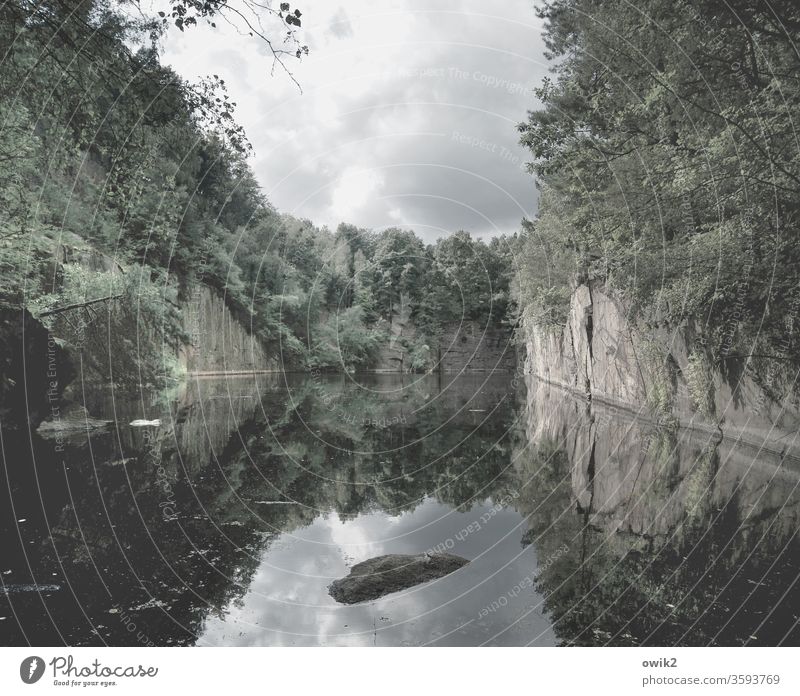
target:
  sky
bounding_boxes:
[160,0,548,242]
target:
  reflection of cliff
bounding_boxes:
[514,375,800,646]
[0,377,283,646]
[1,374,517,646]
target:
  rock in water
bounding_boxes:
[328,553,469,604]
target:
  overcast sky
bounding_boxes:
[161,0,547,242]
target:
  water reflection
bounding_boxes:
[517,378,800,646]
[1,374,554,646]
[1,373,798,646]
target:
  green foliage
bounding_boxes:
[407,336,433,372]
[0,1,316,373]
[521,286,571,334]
[31,263,184,386]
[685,350,716,419]
[639,339,677,423]
[318,226,515,371]
[512,207,574,335]
[517,0,800,367]
[1,1,516,378]
[310,306,387,371]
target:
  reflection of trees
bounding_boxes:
[514,378,800,646]
[235,377,516,521]
[2,375,517,646]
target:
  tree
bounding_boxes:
[366,228,426,320]
[517,0,800,363]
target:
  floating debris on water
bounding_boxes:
[252,500,301,505]
[107,457,137,467]
[132,598,167,611]
[1,584,61,593]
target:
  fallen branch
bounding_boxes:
[715,353,797,364]
[39,294,124,317]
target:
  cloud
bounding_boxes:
[161,0,547,241]
[328,7,354,39]
[330,166,385,220]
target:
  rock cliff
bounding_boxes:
[523,281,800,456]
[178,285,275,375]
[437,320,516,373]
[48,234,276,380]
[373,293,516,373]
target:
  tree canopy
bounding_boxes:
[0,0,515,381]
[516,0,800,371]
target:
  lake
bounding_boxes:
[2,373,799,646]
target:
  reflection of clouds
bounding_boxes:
[326,513,389,563]
[190,373,535,645]
[198,499,555,646]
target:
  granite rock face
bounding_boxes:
[328,553,469,604]
[178,285,275,374]
[374,294,418,371]
[437,321,516,373]
[523,281,800,455]
[39,234,276,382]
[524,283,644,405]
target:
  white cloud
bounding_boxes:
[330,166,385,220]
[160,0,547,240]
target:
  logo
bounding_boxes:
[20,656,45,684]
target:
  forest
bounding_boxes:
[3,0,798,389]
[3,0,800,654]
[0,1,515,385]
[515,0,800,387]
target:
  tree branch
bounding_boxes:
[39,294,124,317]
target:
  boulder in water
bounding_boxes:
[329,552,468,604]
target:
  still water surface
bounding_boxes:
[1,373,799,645]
